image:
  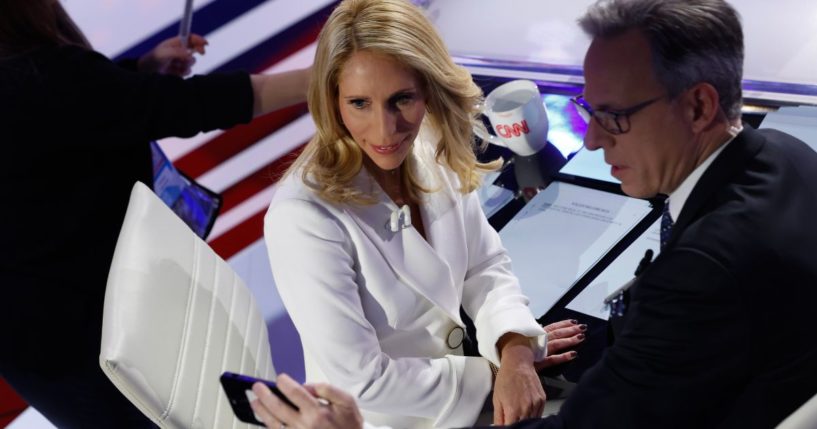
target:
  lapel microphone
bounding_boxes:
[388,205,412,232]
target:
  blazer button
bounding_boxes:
[446,326,465,349]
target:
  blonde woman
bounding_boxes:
[264,1,584,427]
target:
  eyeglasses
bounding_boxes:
[570,94,664,135]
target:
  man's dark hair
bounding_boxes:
[580,0,744,119]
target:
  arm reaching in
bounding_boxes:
[250,67,311,117]
[140,34,310,116]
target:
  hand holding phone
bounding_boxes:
[223,372,364,429]
[220,372,298,426]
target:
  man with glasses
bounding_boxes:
[544,0,817,427]
[247,0,817,428]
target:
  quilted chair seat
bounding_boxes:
[100,182,275,429]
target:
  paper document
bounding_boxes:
[499,182,653,317]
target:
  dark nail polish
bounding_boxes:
[570,351,578,358]
[577,333,585,340]
[570,319,579,324]
[579,324,588,331]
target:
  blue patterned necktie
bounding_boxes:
[660,201,674,250]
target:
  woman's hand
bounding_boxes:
[250,373,364,429]
[535,319,586,370]
[492,333,546,425]
[137,34,208,77]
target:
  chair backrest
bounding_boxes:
[100,182,275,429]
[777,393,817,429]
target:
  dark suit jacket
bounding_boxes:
[495,126,817,429]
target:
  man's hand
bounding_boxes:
[250,373,364,429]
[137,34,208,77]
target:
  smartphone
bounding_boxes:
[220,372,299,426]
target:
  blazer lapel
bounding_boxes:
[666,126,765,249]
[344,166,463,326]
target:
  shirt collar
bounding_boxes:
[667,125,743,222]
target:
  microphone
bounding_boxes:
[388,205,412,232]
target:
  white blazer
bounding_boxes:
[265,127,546,429]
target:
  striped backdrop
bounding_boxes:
[118,0,342,383]
[120,0,338,260]
[115,0,339,380]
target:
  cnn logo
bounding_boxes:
[495,120,530,138]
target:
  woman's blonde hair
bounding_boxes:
[293,0,499,204]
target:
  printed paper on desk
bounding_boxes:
[499,181,653,317]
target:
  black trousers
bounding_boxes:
[2,361,156,428]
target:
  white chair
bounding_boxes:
[100,182,275,429]
[777,393,817,429]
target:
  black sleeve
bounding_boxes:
[115,58,139,72]
[49,46,254,143]
[554,248,751,429]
